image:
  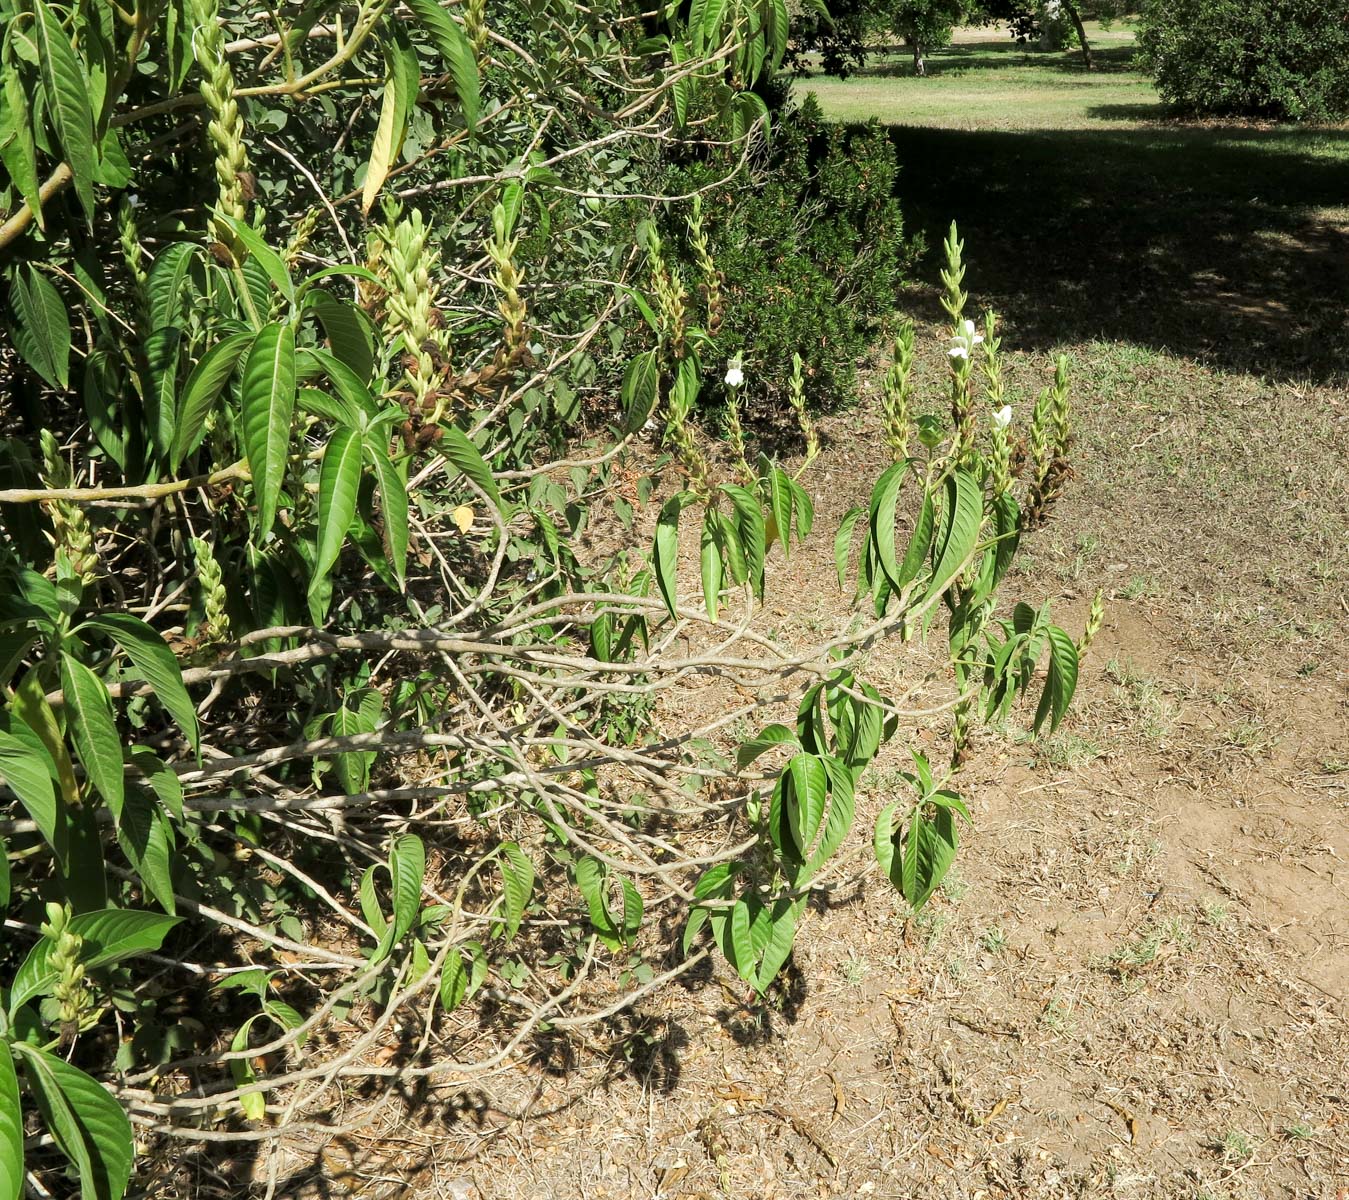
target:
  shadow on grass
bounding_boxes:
[879,122,1349,380]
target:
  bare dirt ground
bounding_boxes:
[240,308,1348,1200]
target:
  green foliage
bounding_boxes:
[1137,0,1349,121]
[662,95,913,412]
[0,0,1088,1183]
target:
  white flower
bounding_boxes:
[992,404,1013,430]
[724,365,744,388]
[947,320,985,362]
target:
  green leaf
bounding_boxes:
[388,833,425,946]
[699,510,723,620]
[10,908,181,1013]
[18,1045,132,1200]
[366,444,409,589]
[305,291,375,383]
[802,757,854,882]
[215,216,295,307]
[753,896,801,993]
[895,490,936,592]
[925,469,983,601]
[405,0,479,128]
[0,835,9,911]
[82,351,126,472]
[710,509,746,586]
[735,723,798,770]
[768,466,791,557]
[142,327,182,462]
[146,242,201,331]
[0,67,42,231]
[869,460,910,591]
[440,945,468,1012]
[359,863,387,941]
[9,266,70,389]
[728,896,756,980]
[720,484,765,598]
[172,331,254,470]
[873,801,900,887]
[784,752,827,857]
[621,349,660,432]
[834,505,862,590]
[309,427,364,620]
[440,423,501,509]
[116,784,176,914]
[85,614,199,754]
[653,493,686,620]
[1033,625,1080,735]
[620,877,643,944]
[574,856,622,950]
[498,842,533,942]
[239,322,297,536]
[10,672,80,821]
[0,1043,22,1200]
[0,728,59,861]
[126,747,183,820]
[228,1015,266,1121]
[900,807,958,911]
[34,0,97,223]
[58,652,123,815]
[788,476,814,540]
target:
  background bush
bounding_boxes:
[663,95,915,415]
[1137,0,1349,121]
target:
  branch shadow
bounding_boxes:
[875,121,1349,382]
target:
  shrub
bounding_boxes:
[0,0,1089,1188]
[1137,0,1349,121]
[661,95,915,415]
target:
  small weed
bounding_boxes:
[912,908,948,950]
[1199,898,1229,927]
[945,955,967,982]
[1040,993,1074,1034]
[1281,1123,1314,1141]
[1119,574,1159,600]
[842,952,871,987]
[1036,731,1101,770]
[1107,663,1179,743]
[940,869,970,904]
[980,926,1008,955]
[1106,917,1190,973]
[1110,836,1162,878]
[1212,1130,1254,1162]
[1223,717,1278,758]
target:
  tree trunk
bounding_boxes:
[1062,0,1093,70]
[911,39,926,76]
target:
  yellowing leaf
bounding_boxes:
[451,505,474,534]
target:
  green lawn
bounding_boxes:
[795,27,1349,383]
[795,23,1156,129]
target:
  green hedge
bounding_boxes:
[1138,0,1349,121]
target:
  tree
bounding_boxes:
[980,0,1123,70]
[891,0,979,74]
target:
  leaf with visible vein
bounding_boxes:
[404,0,479,127]
[309,427,364,619]
[58,652,123,816]
[239,323,297,536]
[34,0,96,222]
